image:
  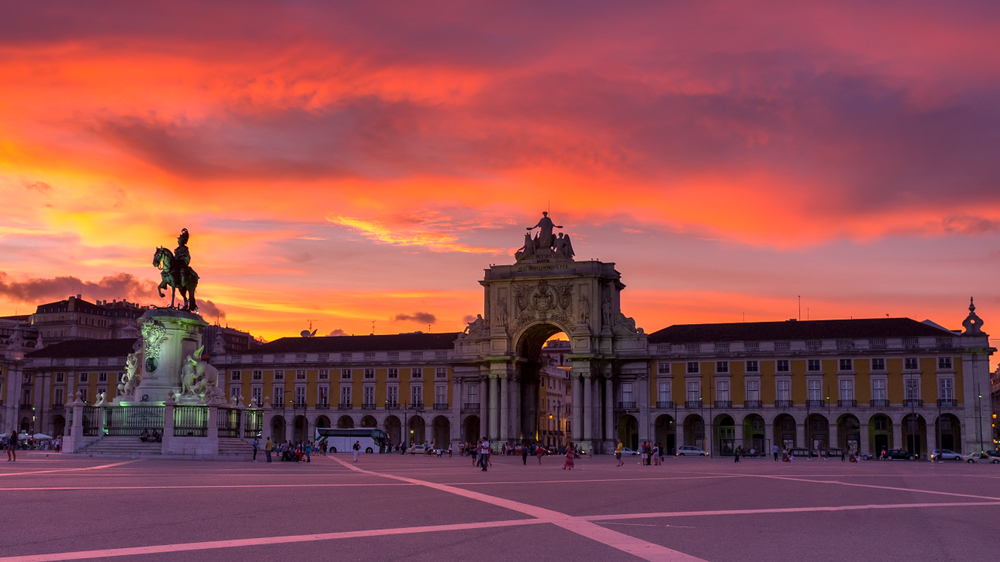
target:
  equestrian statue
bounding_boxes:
[153,228,199,311]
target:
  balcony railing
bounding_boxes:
[19,403,33,411]
[744,400,762,408]
[870,399,890,407]
[361,403,376,410]
[774,400,794,408]
[714,400,732,408]
[433,402,449,410]
[409,402,424,409]
[385,402,400,410]
[685,400,702,409]
[617,401,637,410]
[337,402,352,410]
[315,402,330,410]
[806,399,825,408]
[462,402,480,410]
[903,399,923,407]
[838,399,857,408]
[655,401,674,408]
[937,399,959,407]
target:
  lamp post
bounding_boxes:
[555,400,562,446]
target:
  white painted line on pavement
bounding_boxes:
[0,460,140,477]
[331,456,708,562]
[583,501,1000,522]
[0,518,544,562]
[748,474,1000,501]
[0,482,413,492]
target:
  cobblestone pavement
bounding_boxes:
[2,452,998,561]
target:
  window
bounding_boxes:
[411,385,423,406]
[467,384,478,404]
[296,370,306,380]
[363,369,374,379]
[230,370,242,381]
[362,386,375,406]
[621,382,634,404]
[23,373,32,384]
[776,360,789,372]
[341,369,352,380]
[295,387,306,405]
[435,385,447,405]
[340,386,351,405]
[905,378,920,400]
[79,388,87,403]
[716,380,730,402]
[251,387,262,405]
[686,362,699,374]
[253,370,263,381]
[808,380,822,402]
[436,367,447,379]
[746,380,760,402]
[274,370,284,380]
[716,361,729,373]
[871,358,885,371]
[387,385,399,405]
[411,367,423,379]
[686,381,700,402]
[98,372,108,382]
[388,368,399,379]
[939,378,954,400]
[318,369,328,380]
[230,386,240,401]
[80,373,89,383]
[839,380,854,401]
[746,361,759,373]
[776,380,791,401]
[364,352,376,359]
[274,387,284,405]
[807,359,821,372]
[657,381,671,403]
[872,379,887,401]
[904,357,919,370]
[54,388,64,406]
[657,362,670,375]
[839,359,852,371]
[938,357,953,370]
[56,372,64,383]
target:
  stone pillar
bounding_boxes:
[261,398,273,442]
[828,421,839,451]
[489,375,499,441]
[479,376,489,439]
[64,396,85,453]
[207,402,219,441]
[511,376,521,441]
[604,376,613,443]
[734,418,744,449]
[860,419,871,454]
[499,375,509,442]
[764,421,773,451]
[892,418,902,450]
[583,374,593,446]
[675,419,684,448]
[452,378,462,448]
[637,374,649,442]
[134,310,209,404]
[572,374,583,442]
[162,397,175,453]
[926,418,936,456]
[796,422,805,448]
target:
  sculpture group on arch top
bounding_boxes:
[459,212,644,346]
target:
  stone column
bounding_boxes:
[583,374,594,446]
[860,419,871,454]
[927,418,937,451]
[734,418,744,450]
[162,397,175,453]
[452,378,462,447]
[892,417,903,450]
[572,374,583,442]
[499,375,509,442]
[637,374,649,442]
[64,395,84,453]
[511,375,521,441]
[479,376,489,439]
[796,422,806,448]
[828,421,839,451]
[489,375,499,441]
[764,421,773,451]
[674,419,684,448]
[604,376,613,443]
[261,398,273,442]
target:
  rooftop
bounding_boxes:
[252,332,461,354]
[25,338,137,359]
[647,317,953,344]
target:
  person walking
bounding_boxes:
[563,442,575,470]
[265,437,273,462]
[479,437,490,472]
[615,439,624,467]
[352,440,361,462]
[305,441,312,463]
[252,437,259,462]
[772,444,779,461]
[536,444,545,465]
[652,443,660,466]
[521,442,529,465]
[734,445,742,463]
[8,430,16,462]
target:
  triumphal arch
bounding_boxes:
[453,213,648,453]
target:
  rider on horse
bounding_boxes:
[174,228,194,289]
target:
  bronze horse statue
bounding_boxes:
[153,247,199,311]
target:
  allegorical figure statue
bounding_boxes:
[153,228,200,311]
[526,211,562,249]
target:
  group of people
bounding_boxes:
[138,429,162,443]
[615,440,666,466]
[467,439,583,471]
[257,438,323,463]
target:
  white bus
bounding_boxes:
[315,428,388,454]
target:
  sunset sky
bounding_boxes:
[1,1,998,363]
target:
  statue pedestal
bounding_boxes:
[132,309,208,404]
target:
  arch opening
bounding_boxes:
[514,327,571,447]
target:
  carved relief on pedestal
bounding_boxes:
[140,320,167,373]
[511,279,575,333]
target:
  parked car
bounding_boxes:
[788,447,812,458]
[884,449,914,460]
[621,448,639,456]
[408,445,427,455]
[962,451,1000,464]
[675,446,707,456]
[988,450,1000,462]
[859,452,874,460]
[930,449,962,461]
[826,448,844,458]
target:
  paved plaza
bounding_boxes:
[2,452,998,561]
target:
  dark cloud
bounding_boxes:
[941,215,1000,236]
[24,181,52,193]
[327,328,347,336]
[394,311,436,324]
[462,314,476,324]
[0,272,157,304]
[196,299,226,322]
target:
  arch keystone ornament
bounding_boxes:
[454,213,647,453]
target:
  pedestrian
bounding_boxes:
[615,439,624,467]
[563,442,575,470]
[536,444,545,465]
[772,444,779,461]
[353,440,360,462]
[7,430,16,462]
[652,443,660,466]
[265,437,273,462]
[305,441,312,463]
[640,441,648,466]
[734,445,741,463]
[480,437,490,471]
[657,442,665,465]
[521,443,529,465]
[841,449,846,462]
[252,437,259,462]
